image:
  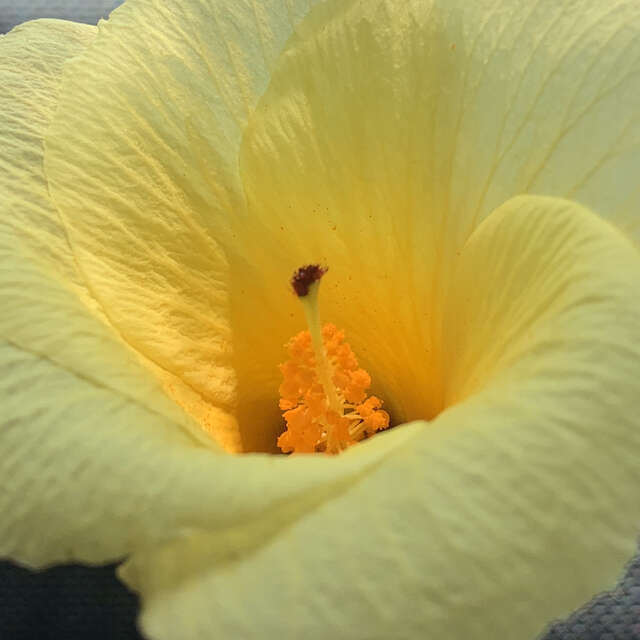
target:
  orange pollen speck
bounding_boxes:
[277,323,390,454]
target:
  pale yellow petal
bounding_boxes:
[0,16,419,571]
[1,333,410,568]
[0,20,94,284]
[121,196,640,640]
[43,0,640,454]
[0,19,223,439]
[0,20,223,566]
[43,0,326,447]
[232,0,640,449]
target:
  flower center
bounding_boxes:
[277,265,390,454]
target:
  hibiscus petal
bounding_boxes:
[43,0,640,453]
[242,0,640,240]
[0,21,199,563]
[0,15,413,570]
[120,196,640,640]
[0,19,237,565]
[234,0,640,448]
[43,0,325,438]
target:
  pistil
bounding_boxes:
[298,272,343,452]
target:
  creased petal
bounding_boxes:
[0,20,226,566]
[232,0,640,449]
[243,0,640,236]
[43,0,640,453]
[0,15,417,571]
[121,196,640,640]
[43,0,325,445]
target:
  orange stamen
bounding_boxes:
[277,266,390,454]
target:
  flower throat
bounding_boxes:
[277,265,390,454]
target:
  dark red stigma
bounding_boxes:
[291,264,327,297]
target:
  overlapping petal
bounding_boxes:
[121,196,640,640]
[0,19,403,569]
[235,0,640,449]
[43,0,326,451]
[0,18,209,565]
[43,0,640,452]
[2,1,640,637]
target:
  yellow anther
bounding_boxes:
[277,265,390,454]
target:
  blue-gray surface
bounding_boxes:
[0,0,121,32]
[1,2,639,639]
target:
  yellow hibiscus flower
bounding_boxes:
[2,0,640,638]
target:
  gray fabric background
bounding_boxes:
[0,0,120,31]
[1,2,639,639]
